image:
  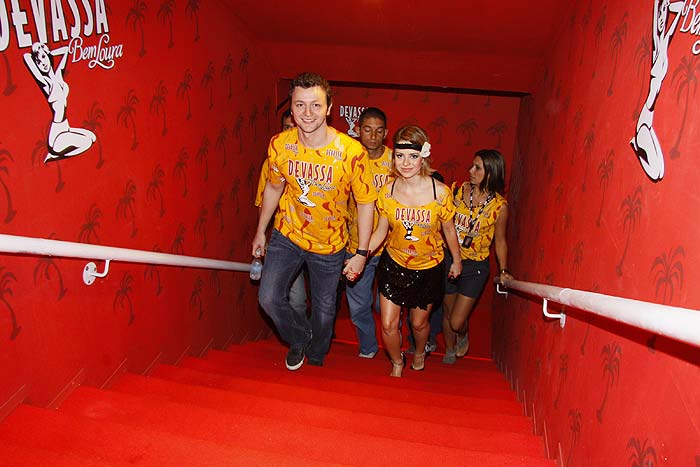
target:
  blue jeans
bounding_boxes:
[259,230,344,362]
[345,251,380,355]
[288,270,307,317]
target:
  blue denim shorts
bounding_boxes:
[444,254,490,298]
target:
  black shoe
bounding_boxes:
[285,347,305,370]
[307,358,324,367]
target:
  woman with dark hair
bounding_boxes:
[442,149,513,364]
[368,125,461,377]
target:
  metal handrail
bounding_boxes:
[0,234,250,284]
[497,278,700,348]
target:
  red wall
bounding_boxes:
[0,2,274,407]
[495,1,700,465]
[328,84,520,357]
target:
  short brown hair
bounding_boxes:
[289,72,332,106]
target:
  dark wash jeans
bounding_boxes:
[258,229,345,362]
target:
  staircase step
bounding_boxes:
[228,340,510,388]
[112,373,545,457]
[152,364,532,432]
[4,439,114,466]
[60,386,553,466]
[0,404,338,466]
[199,349,517,401]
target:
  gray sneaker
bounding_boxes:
[442,350,457,365]
[358,351,376,359]
[425,340,437,354]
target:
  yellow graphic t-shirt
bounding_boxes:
[376,180,456,270]
[452,183,507,261]
[254,158,269,208]
[268,127,377,254]
[347,146,393,254]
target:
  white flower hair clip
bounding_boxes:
[420,142,431,158]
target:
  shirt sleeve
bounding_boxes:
[254,159,268,207]
[348,145,378,205]
[438,185,457,222]
[267,136,284,185]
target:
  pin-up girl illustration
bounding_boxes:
[630,0,684,181]
[24,42,96,163]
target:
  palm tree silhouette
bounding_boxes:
[173,148,189,197]
[427,116,447,143]
[632,35,650,119]
[34,234,67,300]
[230,178,241,214]
[239,48,249,90]
[221,54,234,99]
[210,270,221,297]
[214,191,224,232]
[571,241,584,286]
[116,179,138,238]
[194,206,208,250]
[146,164,166,217]
[113,272,135,324]
[177,69,193,120]
[233,113,244,153]
[144,245,163,296]
[117,89,139,150]
[669,56,700,159]
[570,109,583,165]
[31,125,64,192]
[596,342,622,423]
[651,245,684,304]
[553,353,568,409]
[582,125,595,192]
[456,118,478,146]
[0,147,17,223]
[627,438,657,467]
[215,125,229,168]
[157,0,175,48]
[82,102,106,168]
[190,276,204,319]
[185,0,200,41]
[172,223,186,255]
[579,0,593,65]
[201,61,215,109]
[2,53,17,95]
[591,5,607,78]
[438,159,459,184]
[596,149,614,226]
[249,105,258,139]
[607,12,628,97]
[567,409,582,466]
[78,204,102,244]
[150,80,168,136]
[0,267,20,339]
[262,97,271,131]
[486,121,507,148]
[617,186,642,276]
[126,0,148,57]
[196,136,210,180]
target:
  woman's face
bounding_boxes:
[34,48,51,74]
[394,141,423,179]
[469,156,486,187]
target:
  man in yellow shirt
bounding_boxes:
[345,107,392,359]
[252,72,376,370]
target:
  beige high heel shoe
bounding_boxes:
[411,352,426,371]
[390,353,406,377]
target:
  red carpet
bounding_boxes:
[0,320,554,466]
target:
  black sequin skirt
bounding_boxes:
[377,250,445,310]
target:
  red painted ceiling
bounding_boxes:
[230,1,565,61]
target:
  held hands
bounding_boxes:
[447,261,462,280]
[342,254,367,282]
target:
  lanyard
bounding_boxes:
[466,184,494,234]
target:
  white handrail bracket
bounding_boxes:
[542,298,567,328]
[496,282,508,297]
[83,259,111,286]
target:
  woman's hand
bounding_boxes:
[498,269,513,285]
[448,261,462,280]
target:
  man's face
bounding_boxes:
[359,116,387,153]
[291,86,331,135]
[282,116,294,131]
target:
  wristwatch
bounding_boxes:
[355,249,369,258]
